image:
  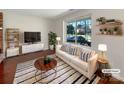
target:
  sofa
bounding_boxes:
[56,43,98,79]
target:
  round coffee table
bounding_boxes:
[34,57,57,83]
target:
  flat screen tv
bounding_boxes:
[24,32,41,43]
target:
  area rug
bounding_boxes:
[13,55,100,84]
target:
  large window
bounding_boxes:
[66,18,91,46]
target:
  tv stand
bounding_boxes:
[22,43,44,54]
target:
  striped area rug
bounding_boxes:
[13,56,100,84]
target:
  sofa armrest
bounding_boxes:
[87,54,98,79]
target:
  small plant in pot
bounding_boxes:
[103,28,108,35]
[100,29,104,34]
[108,29,112,35]
[96,17,106,24]
[113,27,118,35]
[44,56,52,64]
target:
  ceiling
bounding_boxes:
[4,9,78,19]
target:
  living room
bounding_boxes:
[0,9,124,84]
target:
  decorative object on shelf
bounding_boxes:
[43,56,53,64]
[103,28,108,35]
[100,29,103,34]
[56,37,61,45]
[96,17,106,24]
[48,32,57,50]
[113,27,119,35]
[96,17,122,36]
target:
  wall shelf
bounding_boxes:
[96,22,122,28]
[96,20,123,36]
[96,33,122,36]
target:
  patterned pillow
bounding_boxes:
[60,45,66,51]
[60,44,70,53]
[72,47,77,55]
[80,51,94,62]
[68,47,73,55]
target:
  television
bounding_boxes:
[24,32,41,43]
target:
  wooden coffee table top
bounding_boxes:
[34,57,57,71]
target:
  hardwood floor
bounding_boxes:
[98,77,124,84]
[0,50,55,84]
[0,50,123,84]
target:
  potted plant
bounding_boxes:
[96,17,106,24]
[44,56,52,64]
[113,27,118,35]
[48,32,57,50]
[100,29,104,34]
[103,28,107,35]
[108,29,112,35]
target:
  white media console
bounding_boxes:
[6,43,44,57]
[22,43,44,54]
[6,47,20,57]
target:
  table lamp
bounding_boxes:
[98,44,107,61]
[56,37,61,45]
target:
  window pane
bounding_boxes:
[77,18,91,46]
[77,20,86,35]
[66,21,76,43]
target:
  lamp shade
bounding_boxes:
[56,37,61,41]
[98,44,107,51]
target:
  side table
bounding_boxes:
[97,59,111,79]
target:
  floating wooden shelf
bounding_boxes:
[96,22,122,27]
[96,21,123,36]
[96,33,122,36]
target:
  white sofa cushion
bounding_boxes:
[57,49,72,62]
[57,49,88,72]
[70,56,88,72]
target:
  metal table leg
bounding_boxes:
[35,67,57,84]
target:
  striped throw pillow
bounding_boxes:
[67,46,77,55]
[80,51,93,62]
[72,47,77,55]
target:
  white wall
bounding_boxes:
[53,9,124,81]
[2,11,52,51]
